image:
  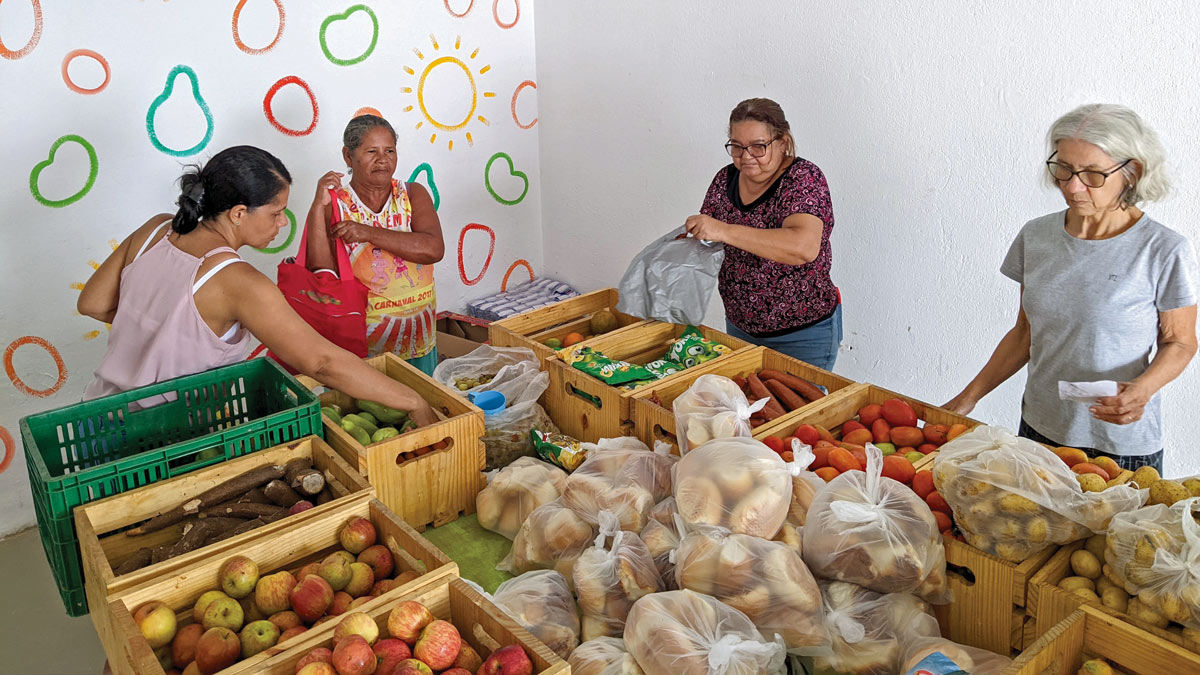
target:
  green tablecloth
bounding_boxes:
[422,514,513,593]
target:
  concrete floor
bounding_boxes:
[1,527,106,673]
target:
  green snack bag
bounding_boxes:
[531,429,588,471]
[341,420,371,446]
[565,346,658,387]
[665,328,732,369]
[643,358,685,380]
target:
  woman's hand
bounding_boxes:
[683,214,729,243]
[942,392,977,416]
[313,171,344,208]
[1091,381,1152,425]
[410,403,439,428]
[330,220,375,245]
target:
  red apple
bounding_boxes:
[240,594,266,623]
[372,638,412,674]
[413,619,461,670]
[255,571,297,615]
[218,555,259,599]
[135,601,178,649]
[290,574,334,624]
[391,660,432,675]
[386,601,434,644]
[344,562,375,598]
[294,646,333,673]
[195,627,241,674]
[357,545,394,579]
[453,642,483,671]
[329,591,354,616]
[295,562,321,582]
[290,500,315,515]
[349,596,373,611]
[171,623,204,668]
[296,663,337,675]
[332,634,377,675]
[334,611,379,646]
[370,579,400,597]
[339,517,378,555]
[279,625,307,644]
[441,670,471,675]
[477,644,533,675]
[269,610,303,632]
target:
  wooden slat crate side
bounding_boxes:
[103,496,457,675]
[545,356,629,442]
[1027,541,1082,627]
[1007,606,1200,674]
[1006,609,1087,675]
[490,287,621,335]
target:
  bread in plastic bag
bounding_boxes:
[569,637,645,675]
[672,374,766,454]
[674,437,791,538]
[673,522,829,654]
[499,498,595,582]
[803,444,951,603]
[787,440,827,526]
[574,511,662,641]
[813,581,935,675]
[477,457,568,539]
[623,589,786,675]
[1105,496,1200,628]
[640,498,681,590]
[933,425,1146,562]
[493,570,581,660]
[562,437,676,532]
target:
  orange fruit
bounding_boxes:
[562,332,586,347]
[815,467,841,482]
[881,455,916,484]
[1072,462,1111,482]
[947,423,969,441]
[1092,456,1121,479]
[1055,447,1089,468]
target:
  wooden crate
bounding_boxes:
[297,353,486,531]
[247,576,569,674]
[545,322,753,442]
[103,495,457,675]
[630,346,856,454]
[489,287,648,366]
[1006,605,1200,674]
[78,435,371,657]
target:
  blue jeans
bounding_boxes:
[726,304,843,371]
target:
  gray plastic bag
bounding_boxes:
[617,227,724,325]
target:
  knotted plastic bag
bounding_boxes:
[616,227,724,325]
[562,437,677,531]
[674,437,792,538]
[568,637,645,675]
[574,511,662,641]
[476,457,568,539]
[640,498,681,590]
[493,570,581,660]
[672,374,767,454]
[499,498,596,583]
[1105,496,1200,628]
[814,581,936,675]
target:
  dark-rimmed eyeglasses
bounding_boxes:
[725,138,779,158]
[1046,151,1131,188]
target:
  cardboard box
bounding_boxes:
[437,311,489,359]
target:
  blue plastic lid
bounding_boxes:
[468,390,507,415]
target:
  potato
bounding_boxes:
[1095,576,1118,596]
[1059,576,1096,593]
[1071,550,1102,580]
[1084,534,1107,562]
[1127,598,1171,629]
[1071,588,1101,603]
[1101,586,1129,613]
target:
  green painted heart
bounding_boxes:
[320,5,379,67]
[484,152,528,206]
[407,162,440,211]
[146,64,214,157]
[29,134,98,208]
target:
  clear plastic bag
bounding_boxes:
[432,344,543,398]
[933,425,1147,562]
[477,457,569,540]
[672,375,766,454]
[787,440,827,526]
[574,512,662,641]
[803,445,951,603]
[640,499,681,590]
[674,437,792,538]
[814,581,935,675]
[623,589,786,675]
[1105,496,1200,628]
[493,570,581,660]
[569,637,646,675]
[499,498,596,583]
[562,438,677,531]
[673,523,829,654]
[616,226,725,325]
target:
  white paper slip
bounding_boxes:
[1058,380,1119,402]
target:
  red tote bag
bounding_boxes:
[268,196,369,373]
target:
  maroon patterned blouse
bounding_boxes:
[700,158,838,336]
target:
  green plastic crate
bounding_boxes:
[21,358,322,616]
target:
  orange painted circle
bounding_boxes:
[492,0,519,29]
[443,0,474,18]
[353,106,382,119]
[61,49,111,94]
[0,426,12,475]
[501,259,534,291]
[0,0,42,60]
[510,80,537,129]
[232,0,286,55]
[4,336,67,398]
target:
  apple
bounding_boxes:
[391,660,432,675]
[290,500,315,515]
[202,595,245,632]
[373,638,412,671]
[296,562,321,582]
[134,601,178,649]
[440,670,472,675]
[297,663,337,675]
[239,594,266,623]
[477,644,533,675]
[334,611,380,646]
[218,555,259,599]
[318,552,354,592]
[155,644,175,670]
[345,562,375,598]
[339,517,378,554]
[329,591,353,616]
[192,590,229,625]
[349,596,373,611]
[294,646,333,672]
[370,579,400,597]
[290,574,334,624]
[171,622,204,668]
[332,634,377,675]
[195,627,240,674]
[240,619,280,659]
[357,545,394,579]
[386,600,433,644]
[413,620,460,670]
[269,610,303,632]
[255,570,297,615]
[279,625,308,644]
[452,642,483,671]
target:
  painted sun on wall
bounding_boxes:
[404,34,495,150]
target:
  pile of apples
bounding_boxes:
[293,599,535,674]
[133,516,425,674]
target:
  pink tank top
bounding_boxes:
[84,228,252,405]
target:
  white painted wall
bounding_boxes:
[0,0,540,537]
[534,1,1200,477]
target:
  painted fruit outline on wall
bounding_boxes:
[4,336,68,398]
[29,134,99,208]
[484,152,528,205]
[0,0,42,60]
[510,80,537,129]
[0,426,13,475]
[146,64,215,157]
[61,49,111,94]
[232,0,286,55]
[457,223,495,286]
[263,76,319,136]
[255,209,297,254]
[407,163,439,211]
[319,4,379,67]
[71,240,120,341]
[501,259,533,291]
[403,34,495,150]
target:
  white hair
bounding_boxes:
[1044,103,1170,205]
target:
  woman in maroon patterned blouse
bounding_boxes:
[685,98,842,370]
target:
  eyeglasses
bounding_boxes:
[725,138,779,158]
[1045,152,1131,188]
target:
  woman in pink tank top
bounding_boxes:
[78,146,437,426]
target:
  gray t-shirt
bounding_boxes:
[1002,210,1198,456]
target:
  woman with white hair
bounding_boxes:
[946,104,1197,472]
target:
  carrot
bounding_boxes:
[764,378,806,411]
[746,374,785,419]
[759,369,825,402]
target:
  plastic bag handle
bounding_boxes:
[737,397,769,420]
[789,439,816,472]
[828,444,887,524]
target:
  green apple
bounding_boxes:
[134,601,178,649]
[219,555,260,600]
[193,590,231,624]
[874,442,896,456]
[905,451,925,464]
[202,595,245,632]
[240,620,281,658]
[544,337,562,348]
